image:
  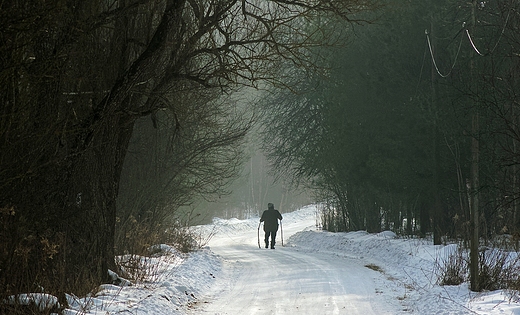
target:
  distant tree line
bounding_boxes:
[261,0,520,250]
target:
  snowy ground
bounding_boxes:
[62,204,520,315]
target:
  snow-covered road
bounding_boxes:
[65,204,520,315]
[191,206,393,315]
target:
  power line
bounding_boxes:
[426,28,464,78]
[465,8,511,56]
[465,29,485,56]
[427,7,512,77]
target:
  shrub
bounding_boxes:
[478,249,520,291]
[436,243,520,292]
[436,245,467,286]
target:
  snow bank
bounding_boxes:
[65,248,221,315]
[4,293,60,312]
[287,227,520,315]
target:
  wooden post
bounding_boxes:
[469,0,480,292]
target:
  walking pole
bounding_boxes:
[257,222,261,249]
[280,220,284,247]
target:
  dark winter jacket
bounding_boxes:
[260,208,282,232]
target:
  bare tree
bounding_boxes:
[115,92,253,255]
[0,0,377,296]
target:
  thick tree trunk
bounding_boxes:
[1,113,135,295]
[61,115,134,292]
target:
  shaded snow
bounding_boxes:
[64,249,221,315]
[4,293,60,312]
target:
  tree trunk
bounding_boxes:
[61,115,134,292]
[366,202,381,233]
[406,204,412,235]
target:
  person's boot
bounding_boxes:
[265,241,268,248]
[270,241,275,249]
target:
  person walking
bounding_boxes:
[260,203,282,249]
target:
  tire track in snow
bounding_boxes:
[190,216,395,315]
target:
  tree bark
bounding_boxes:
[62,115,134,292]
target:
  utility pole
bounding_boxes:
[469,0,480,292]
[430,15,442,246]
